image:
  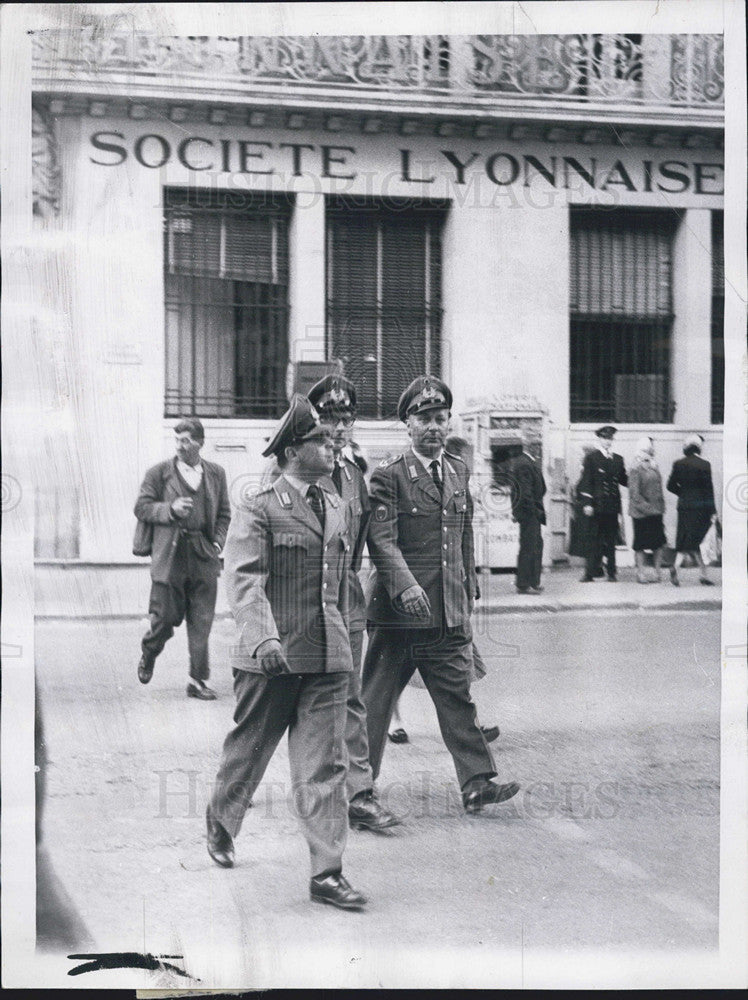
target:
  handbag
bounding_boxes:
[132,518,153,557]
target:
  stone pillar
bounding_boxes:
[671,209,713,428]
[288,190,326,365]
[443,195,569,434]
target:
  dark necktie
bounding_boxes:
[429,459,442,494]
[307,484,325,529]
[331,462,343,496]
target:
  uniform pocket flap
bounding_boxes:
[273,532,309,549]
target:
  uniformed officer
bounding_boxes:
[308,374,400,833]
[578,425,628,582]
[206,394,367,911]
[361,376,520,814]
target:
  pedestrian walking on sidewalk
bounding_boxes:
[667,434,718,587]
[206,395,367,912]
[361,376,519,815]
[134,418,231,700]
[510,431,547,594]
[308,373,400,834]
[628,436,667,583]
[578,425,628,583]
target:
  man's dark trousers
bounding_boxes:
[516,516,543,590]
[141,536,217,681]
[362,623,496,788]
[586,512,619,580]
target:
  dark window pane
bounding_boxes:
[711,211,724,424]
[163,189,291,418]
[570,209,675,423]
[326,197,446,419]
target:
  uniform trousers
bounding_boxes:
[362,624,497,790]
[209,669,349,878]
[141,539,217,680]
[586,512,619,579]
[344,629,375,799]
[516,516,544,590]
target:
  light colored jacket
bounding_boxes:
[628,458,665,518]
[225,475,353,674]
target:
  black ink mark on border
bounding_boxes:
[67,952,195,979]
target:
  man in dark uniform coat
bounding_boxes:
[510,431,547,593]
[577,425,628,582]
[134,418,231,699]
[361,375,520,815]
[308,374,399,833]
[206,395,367,911]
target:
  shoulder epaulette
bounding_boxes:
[444,450,466,465]
[379,453,403,469]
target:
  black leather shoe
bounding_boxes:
[206,805,234,868]
[480,725,500,744]
[529,585,545,594]
[187,680,217,700]
[138,653,155,684]
[580,575,594,583]
[388,728,409,744]
[349,792,400,832]
[607,575,618,583]
[463,780,520,814]
[310,873,367,911]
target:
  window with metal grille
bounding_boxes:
[326,196,446,419]
[570,208,676,423]
[163,188,291,418]
[710,210,724,424]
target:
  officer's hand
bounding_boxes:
[398,584,431,619]
[583,505,594,517]
[255,639,289,677]
[171,497,194,519]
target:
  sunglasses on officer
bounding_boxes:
[319,413,355,429]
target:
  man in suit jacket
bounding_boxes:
[510,432,547,593]
[362,375,520,815]
[206,394,367,912]
[134,418,231,699]
[308,374,399,834]
[577,424,628,582]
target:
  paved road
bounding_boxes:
[35,610,720,988]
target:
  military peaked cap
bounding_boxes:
[262,394,328,458]
[397,375,453,423]
[307,373,357,414]
[595,425,617,439]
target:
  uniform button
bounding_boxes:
[443,543,447,549]
[443,509,448,516]
[324,563,329,569]
[442,560,447,566]
[412,507,417,513]
[443,526,447,532]
[323,583,328,589]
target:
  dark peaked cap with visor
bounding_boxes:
[261,393,329,458]
[397,375,453,423]
[307,374,357,414]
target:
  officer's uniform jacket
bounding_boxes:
[577,448,628,515]
[366,449,476,629]
[320,455,371,634]
[225,475,353,675]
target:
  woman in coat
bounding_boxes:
[628,436,667,583]
[666,433,717,586]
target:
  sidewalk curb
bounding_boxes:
[476,599,720,615]
[35,599,721,623]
